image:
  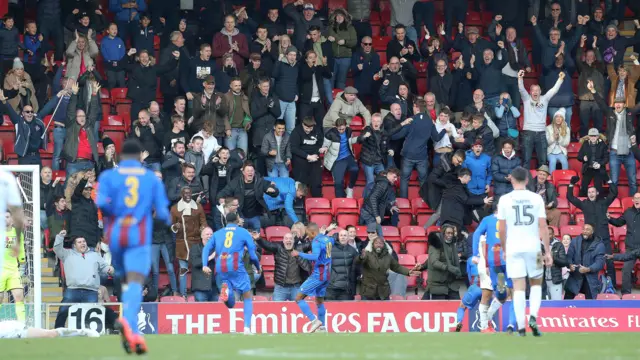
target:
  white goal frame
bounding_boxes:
[1,165,42,328]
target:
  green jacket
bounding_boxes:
[420,231,461,295]
[356,241,409,299]
[328,9,357,58]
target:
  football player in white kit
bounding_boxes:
[497,167,552,336]
[0,320,100,339]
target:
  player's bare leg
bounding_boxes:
[242,290,254,335]
[115,272,147,355]
[528,276,543,337]
[479,289,494,333]
[28,327,100,338]
[512,277,527,336]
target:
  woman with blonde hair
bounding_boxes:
[272,34,293,61]
[546,108,570,170]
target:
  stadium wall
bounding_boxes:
[124,300,640,335]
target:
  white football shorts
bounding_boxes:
[0,321,27,339]
[506,251,543,279]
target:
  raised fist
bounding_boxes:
[570,176,580,185]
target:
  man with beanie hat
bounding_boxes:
[589,80,639,195]
[273,46,300,133]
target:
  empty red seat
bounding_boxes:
[560,225,582,238]
[397,254,415,268]
[372,36,391,51]
[381,226,400,241]
[331,198,358,214]
[406,295,421,300]
[395,198,413,227]
[350,116,364,131]
[263,271,275,289]
[261,255,275,271]
[110,87,129,102]
[401,226,426,242]
[622,294,640,299]
[389,295,404,300]
[621,197,633,210]
[265,226,289,241]
[160,296,186,303]
[252,296,269,301]
[411,198,432,216]
[596,293,620,300]
[416,254,428,266]
[552,170,578,187]
[187,295,195,302]
[573,293,586,300]
[0,131,16,155]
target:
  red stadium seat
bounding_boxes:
[265,226,289,242]
[406,295,420,300]
[331,198,358,215]
[416,254,428,266]
[411,198,432,216]
[560,225,582,237]
[596,293,620,300]
[397,254,415,268]
[389,295,404,300]
[372,36,391,51]
[261,255,275,272]
[262,271,275,289]
[187,295,195,302]
[160,296,186,303]
[621,197,633,210]
[622,294,640,300]
[566,142,581,156]
[552,170,578,187]
[395,198,413,227]
[350,116,364,131]
[556,197,569,211]
[381,226,400,241]
[400,226,426,242]
[252,296,269,301]
[573,293,586,300]
[110,87,129,102]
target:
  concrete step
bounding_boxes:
[42,287,62,297]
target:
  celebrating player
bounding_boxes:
[202,213,261,335]
[497,167,552,337]
[0,211,26,322]
[291,223,334,333]
[455,232,492,332]
[0,170,23,275]
[96,139,171,354]
[0,320,100,339]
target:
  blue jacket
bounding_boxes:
[263,177,299,223]
[109,0,147,23]
[0,95,59,156]
[565,235,605,298]
[391,113,445,160]
[463,150,492,196]
[495,103,520,138]
[23,34,42,64]
[100,36,126,69]
[133,25,155,55]
[351,49,380,96]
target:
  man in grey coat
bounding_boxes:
[53,230,113,327]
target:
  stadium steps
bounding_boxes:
[40,257,63,323]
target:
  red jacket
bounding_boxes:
[212,31,249,71]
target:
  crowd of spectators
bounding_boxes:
[1,0,640,304]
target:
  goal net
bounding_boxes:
[0,165,42,328]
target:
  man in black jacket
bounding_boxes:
[440,168,492,233]
[159,31,186,113]
[250,78,282,176]
[422,150,466,229]
[189,227,219,302]
[608,193,640,295]
[256,231,311,301]
[577,128,609,196]
[161,140,186,184]
[289,117,326,197]
[131,109,164,172]
[326,229,359,300]
[69,177,100,248]
[360,168,400,236]
[201,147,243,206]
[545,227,570,300]
[151,209,179,298]
[217,161,280,230]
[298,48,332,121]
[568,175,617,285]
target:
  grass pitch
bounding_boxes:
[4,332,639,360]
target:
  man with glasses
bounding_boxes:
[351,37,381,110]
[0,89,62,165]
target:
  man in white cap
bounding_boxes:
[284,1,324,49]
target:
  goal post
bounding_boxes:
[1,165,42,329]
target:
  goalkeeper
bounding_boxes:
[0,210,26,322]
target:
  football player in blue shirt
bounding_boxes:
[96,139,170,354]
[291,223,334,333]
[202,213,261,335]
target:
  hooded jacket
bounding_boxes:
[273,56,300,102]
[356,239,408,299]
[53,233,109,291]
[419,229,461,295]
[328,9,357,58]
[323,92,372,128]
[423,152,461,209]
[463,149,492,196]
[127,54,178,105]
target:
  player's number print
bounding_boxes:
[495,221,500,239]
[224,231,233,248]
[124,176,139,208]
[326,242,332,258]
[512,205,534,226]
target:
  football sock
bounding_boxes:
[15,301,25,322]
[509,303,517,328]
[487,298,502,322]
[513,290,526,330]
[529,285,542,318]
[317,303,326,326]
[243,296,253,329]
[456,307,466,323]
[122,282,143,335]
[55,328,85,337]
[297,300,316,322]
[479,304,489,329]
